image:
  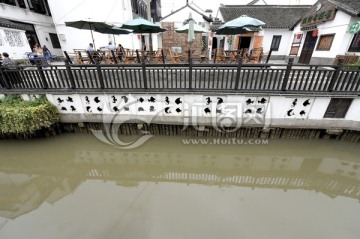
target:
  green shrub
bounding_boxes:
[343,60,360,70]
[0,95,60,134]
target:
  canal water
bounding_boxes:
[0,134,359,239]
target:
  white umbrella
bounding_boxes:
[175,23,209,34]
[187,13,195,43]
[216,15,265,35]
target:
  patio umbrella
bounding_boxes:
[187,13,195,43]
[175,23,209,34]
[94,26,131,45]
[120,18,166,50]
[65,19,113,49]
[216,15,265,35]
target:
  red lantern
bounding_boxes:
[312,29,318,37]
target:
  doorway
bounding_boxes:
[298,31,318,64]
[238,36,251,49]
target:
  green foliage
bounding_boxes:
[343,60,360,70]
[0,95,60,134]
[14,59,28,66]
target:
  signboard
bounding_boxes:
[348,21,360,34]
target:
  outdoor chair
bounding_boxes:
[153,48,163,63]
[123,49,137,64]
[239,48,249,63]
[200,50,209,63]
[74,49,91,64]
[248,47,263,63]
[168,48,181,63]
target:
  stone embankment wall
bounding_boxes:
[32,92,360,142]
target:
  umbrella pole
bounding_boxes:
[113,34,116,46]
[90,25,96,50]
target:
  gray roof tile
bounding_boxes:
[219,5,311,29]
[329,0,360,16]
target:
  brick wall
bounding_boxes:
[161,22,203,61]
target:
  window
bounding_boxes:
[316,34,335,51]
[270,35,282,51]
[324,98,353,118]
[348,32,360,52]
[17,0,27,8]
[49,33,61,49]
[0,0,16,5]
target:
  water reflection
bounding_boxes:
[0,135,359,220]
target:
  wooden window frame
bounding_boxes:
[316,34,335,51]
[270,35,282,51]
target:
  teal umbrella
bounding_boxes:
[94,26,131,45]
[65,19,113,49]
[120,18,166,33]
[216,15,265,35]
[175,23,209,34]
[120,18,166,50]
[187,13,195,43]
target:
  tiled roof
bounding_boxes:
[219,5,311,29]
[329,0,360,16]
[161,3,212,22]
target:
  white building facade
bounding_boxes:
[290,0,360,64]
[0,0,62,60]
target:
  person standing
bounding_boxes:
[33,43,43,55]
[42,45,52,62]
[116,44,125,62]
[0,52,21,86]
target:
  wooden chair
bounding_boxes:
[215,48,227,63]
[74,49,91,64]
[200,50,209,63]
[123,49,136,64]
[248,47,263,63]
[239,48,249,63]
[168,48,181,63]
[153,48,163,64]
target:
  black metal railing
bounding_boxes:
[1,59,359,95]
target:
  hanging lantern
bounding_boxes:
[312,29,318,37]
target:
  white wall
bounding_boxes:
[291,11,360,59]
[47,0,158,52]
[313,11,357,58]
[160,6,210,30]
[263,29,293,56]
[0,3,61,59]
[0,28,31,60]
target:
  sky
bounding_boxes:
[161,0,317,18]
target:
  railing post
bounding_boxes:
[328,58,344,92]
[136,49,141,63]
[188,49,191,63]
[0,66,12,89]
[281,58,294,91]
[189,58,193,89]
[36,60,48,89]
[234,58,243,90]
[95,62,104,89]
[213,49,217,64]
[142,60,148,89]
[65,60,76,89]
[161,49,165,64]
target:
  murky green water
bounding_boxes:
[0,134,359,239]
